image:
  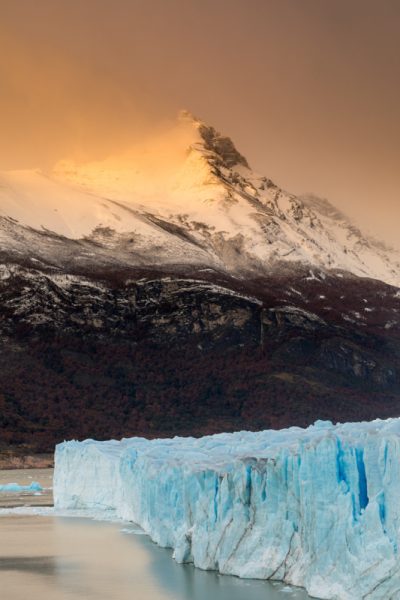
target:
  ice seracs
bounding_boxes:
[0,111,399,287]
[55,418,400,599]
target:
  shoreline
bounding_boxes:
[0,453,54,470]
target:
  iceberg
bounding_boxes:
[0,482,42,492]
[54,419,400,599]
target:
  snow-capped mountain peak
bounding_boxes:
[0,111,399,287]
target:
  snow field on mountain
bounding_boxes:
[0,112,399,286]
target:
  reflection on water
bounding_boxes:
[0,555,57,576]
[0,515,311,600]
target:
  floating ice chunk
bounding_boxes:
[0,482,42,493]
[120,527,146,535]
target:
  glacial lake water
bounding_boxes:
[0,469,312,600]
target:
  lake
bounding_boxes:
[0,469,312,600]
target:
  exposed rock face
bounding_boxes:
[199,124,250,169]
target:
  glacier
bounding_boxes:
[54,419,400,600]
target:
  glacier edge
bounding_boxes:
[53,419,400,599]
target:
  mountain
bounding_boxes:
[1,111,399,285]
[0,112,399,454]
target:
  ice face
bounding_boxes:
[54,419,400,600]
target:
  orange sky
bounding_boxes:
[1,0,399,246]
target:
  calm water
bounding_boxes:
[0,469,312,600]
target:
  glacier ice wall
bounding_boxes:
[54,419,400,599]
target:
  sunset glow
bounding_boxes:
[1,1,399,244]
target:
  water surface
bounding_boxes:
[0,469,312,600]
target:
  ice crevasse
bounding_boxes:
[54,419,400,599]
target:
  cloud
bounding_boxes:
[0,29,152,168]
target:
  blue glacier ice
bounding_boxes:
[54,419,400,599]
[0,482,42,492]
